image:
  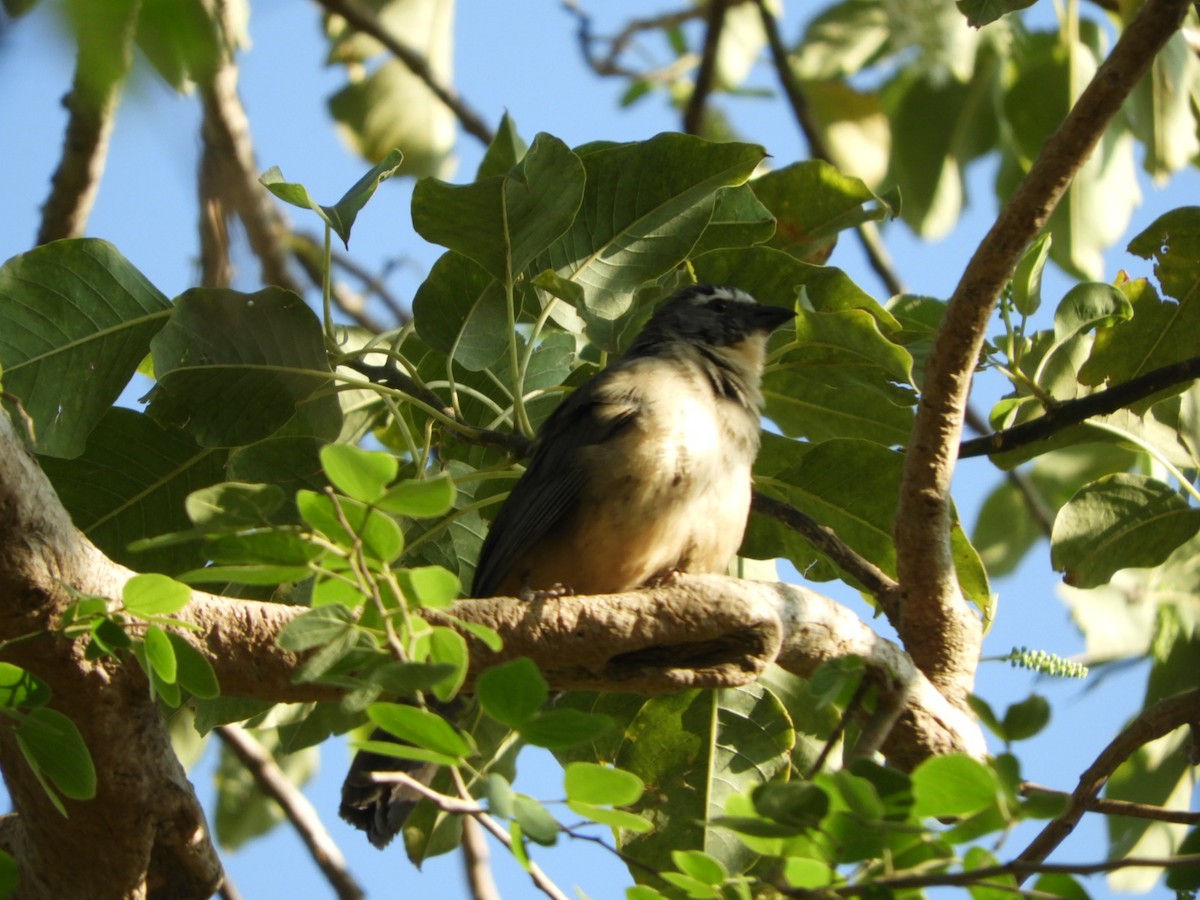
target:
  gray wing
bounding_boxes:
[470,368,641,598]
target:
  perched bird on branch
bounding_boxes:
[340,283,793,848]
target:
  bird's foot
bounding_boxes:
[519,583,576,601]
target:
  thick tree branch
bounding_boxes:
[215,725,364,900]
[313,0,495,146]
[1014,687,1200,878]
[0,406,982,896]
[959,355,1200,459]
[892,0,1190,701]
[36,0,140,245]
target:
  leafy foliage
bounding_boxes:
[3,0,1200,896]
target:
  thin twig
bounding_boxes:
[345,358,533,456]
[314,0,495,146]
[959,355,1200,460]
[37,0,141,244]
[1014,688,1200,879]
[374,771,570,900]
[893,0,1191,696]
[1021,782,1200,824]
[299,231,411,323]
[683,0,730,135]
[216,725,365,900]
[291,241,387,333]
[751,491,902,620]
[798,853,1200,897]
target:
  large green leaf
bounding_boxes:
[1051,473,1200,588]
[0,239,171,458]
[693,246,899,330]
[1125,30,1200,183]
[750,160,890,263]
[146,287,335,448]
[557,684,794,880]
[1079,209,1200,389]
[539,134,766,344]
[413,133,585,283]
[411,251,511,372]
[39,408,227,573]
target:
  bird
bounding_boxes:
[339,283,793,848]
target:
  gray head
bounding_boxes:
[626,284,793,357]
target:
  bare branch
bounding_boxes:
[1021,782,1200,825]
[800,853,1200,897]
[313,0,495,146]
[682,0,730,135]
[1014,688,1200,877]
[753,0,906,298]
[893,0,1191,700]
[751,491,902,619]
[959,355,1200,460]
[36,0,140,245]
[374,772,569,900]
[216,725,365,900]
[198,47,303,294]
[460,817,502,900]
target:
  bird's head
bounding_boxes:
[627,284,793,371]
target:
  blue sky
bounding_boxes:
[1,1,1196,897]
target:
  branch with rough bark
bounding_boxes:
[0,406,982,897]
[891,0,1191,703]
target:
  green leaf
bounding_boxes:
[0,239,171,458]
[296,490,404,563]
[752,781,829,829]
[397,565,460,609]
[672,850,727,886]
[40,408,227,575]
[556,683,794,878]
[519,708,611,749]
[567,801,654,833]
[1002,694,1050,742]
[185,482,286,528]
[476,112,528,180]
[0,848,18,897]
[1126,31,1200,183]
[276,604,356,652]
[320,444,398,503]
[476,657,547,727]
[377,474,457,517]
[261,150,404,248]
[366,702,473,760]
[956,0,1036,27]
[142,625,178,683]
[123,573,191,617]
[15,707,97,801]
[485,772,516,818]
[411,252,509,371]
[1165,826,1200,891]
[563,762,644,806]
[912,754,999,818]
[539,134,767,345]
[350,739,458,769]
[750,160,890,263]
[146,287,335,448]
[689,184,776,257]
[1051,474,1200,588]
[168,633,220,699]
[428,626,468,701]
[0,664,51,710]
[513,794,559,845]
[1011,232,1051,317]
[413,133,585,283]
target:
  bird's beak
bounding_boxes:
[751,304,795,332]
